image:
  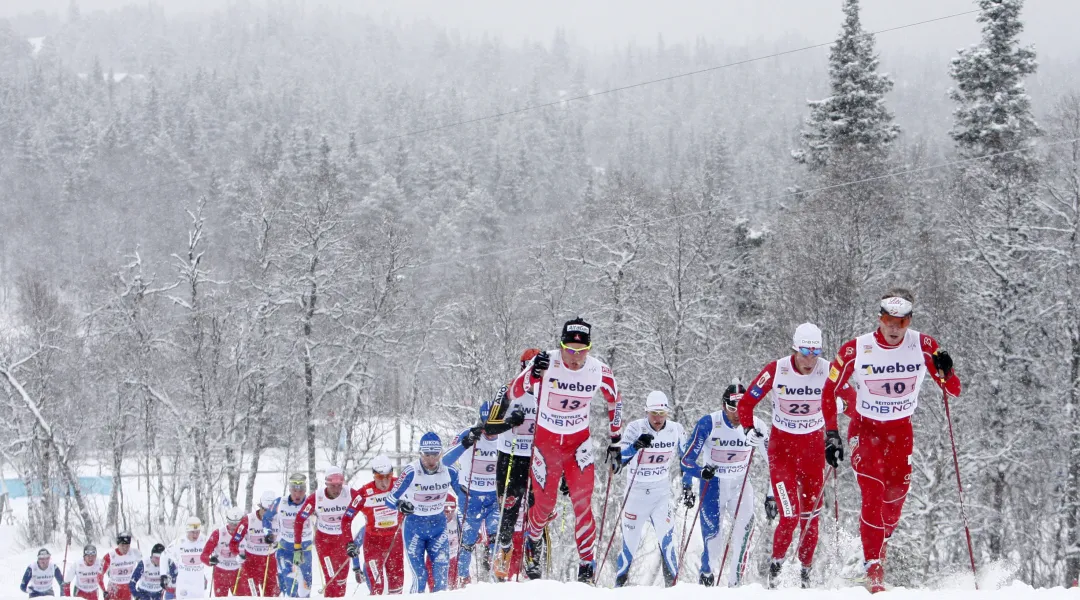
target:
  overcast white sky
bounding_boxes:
[3,0,1078,59]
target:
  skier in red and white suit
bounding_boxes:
[294,466,362,598]
[738,322,852,588]
[345,455,404,595]
[229,492,279,597]
[821,288,961,593]
[507,317,622,583]
[200,509,243,597]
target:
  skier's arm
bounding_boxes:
[53,565,64,590]
[680,415,712,484]
[385,468,414,510]
[754,416,771,469]
[822,339,859,431]
[448,466,464,502]
[600,365,623,441]
[920,333,962,397]
[262,498,280,534]
[619,420,641,463]
[200,531,217,567]
[128,561,143,595]
[508,364,543,402]
[440,429,470,467]
[739,362,777,430]
[350,526,366,570]
[482,390,515,434]
[340,487,364,541]
[20,566,31,593]
[293,493,316,550]
[98,553,111,591]
[229,515,249,555]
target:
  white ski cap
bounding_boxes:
[792,323,823,350]
[371,455,393,475]
[185,516,202,531]
[259,491,277,509]
[645,391,670,413]
[225,507,244,524]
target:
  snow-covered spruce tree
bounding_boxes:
[948,0,1042,564]
[784,0,902,347]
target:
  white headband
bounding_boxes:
[880,297,913,317]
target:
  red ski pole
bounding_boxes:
[594,449,643,582]
[943,389,978,588]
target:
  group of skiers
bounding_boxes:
[20,286,959,596]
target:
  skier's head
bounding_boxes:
[150,543,165,565]
[519,348,541,372]
[418,432,442,472]
[225,507,244,533]
[288,472,308,502]
[722,379,747,419]
[116,531,132,551]
[258,491,276,515]
[371,454,394,490]
[324,465,345,496]
[879,287,914,344]
[185,516,202,541]
[791,323,824,373]
[443,493,457,519]
[477,400,498,439]
[645,391,670,429]
[560,317,592,371]
[83,544,97,565]
[36,548,50,568]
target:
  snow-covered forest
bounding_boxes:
[0,0,1077,589]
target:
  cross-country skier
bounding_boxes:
[199,508,243,596]
[129,544,168,600]
[384,432,464,593]
[100,533,141,600]
[484,349,540,580]
[263,474,315,597]
[821,288,961,593]
[229,492,279,596]
[20,549,63,597]
[681,382,771,587]
[164,517,206,599]
[613,391,686,587]
[738,323,842,588]
[63,545,104,600]
[442,402,500,586]
[506,318,623,582]
[423,494,461,591]
[346,456,404,595]
[294,466,363,598]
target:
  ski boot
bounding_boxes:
[523,537,543,580]
[577,560,595,584]
[699,572,715,587]
[615,572,629,588]
[767,559,783,589]
[661,559,676,588]
[492,544,513,582]
[866,560,886,594]
[800,566,812,589]
[457,576,471,588]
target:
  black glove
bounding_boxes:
[354,568,365,584]
[607,444,623,473]
[530,351,550,378]
[764,496,778,521]
[208,555,219,567]
[346,542,359,558]
[560,477,570,497]
[506,408,526,427]
[161,575,170,588]
[825,429,844,468]
[265,532,275,545]
[681,485,696,508]
[397,500,415,515]
[238,551,247,561]
[461,427,481,449]
[632,433,654,450]
[700,465,716,480]
[933,349,954,379]
[103,592,111,600]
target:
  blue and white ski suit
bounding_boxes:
[385,458,463,593]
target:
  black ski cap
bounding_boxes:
[561,317,591,346]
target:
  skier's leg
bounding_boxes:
[458,496,484,582]
[262,554,279,597]
[429,519,451,593]
[402,518,428,594]
[879,422,914,553]
[363,534,390,595]
[481,493,501,571]
[650,493,678,586]
[698,477,722,580]
[769,428,800,563]
[386,529,405,594]
[525,429,565,542]
[796,433,826,569]
[728,483,756,587]
[851,430,888,564]
[564,433,598,562]
[614,490,648,586]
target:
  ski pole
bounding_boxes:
[942,388,978,588]
[594,466,615,567]
[718,448,755,581]
[318,553,353,595]
[369,518,405,590]
[793,466,832,558]
[453,445,478,575]
[594,449,643,582]
[672,479,709,585]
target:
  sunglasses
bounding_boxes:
[796,347,822,357]
[647,410,668,416]
[560,342,592,355]
[879,312,912,327]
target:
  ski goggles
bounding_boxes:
[796,347,823,357]
[647,409,668,416]
[324,473,345,485]
[288,478,307,490]
[559,342,592,355]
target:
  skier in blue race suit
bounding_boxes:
[262,473,315,597]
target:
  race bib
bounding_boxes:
[374,506,398,529]
[779,398,821,416]
[546,393,588,413]
[709,448,750,463]
[866,377,917,398]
